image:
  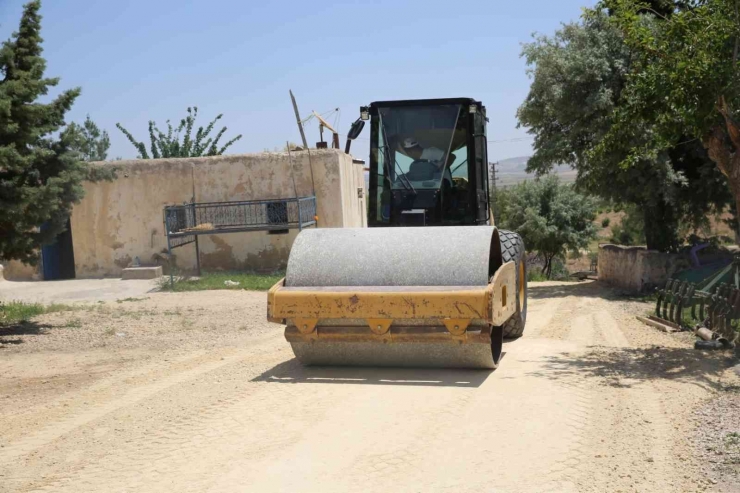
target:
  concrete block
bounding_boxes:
[121,266,162,280]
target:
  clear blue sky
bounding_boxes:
[0,0,595,161]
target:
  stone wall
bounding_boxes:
[598,244,691,293]
[5,149,366,280]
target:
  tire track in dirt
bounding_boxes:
[534,295,600,492]
[24,362,348,492]
[205,357,590,493]
[535,294,678,492]
[0,349,209,443]
[520,295,563,339]
[587,305,675,490]
[1,338,283,490]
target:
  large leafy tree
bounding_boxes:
[496,176,597,278]
[517,6,731,251]
[599,0,740,238]
[117,107,242,159]
[62,115,110,162]
[0,1,89,264]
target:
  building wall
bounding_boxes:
[5,149,366,280]
[598,244,691,293]
[2,259,40,281]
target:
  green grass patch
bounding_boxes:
[726,432,740,446]
[1,301,90,326]
[64,318,83,329]
[45,303,84,313]
[158,271,284,292]
[116,297,147,303]
[0,301,45,325]
[527,270,549,282]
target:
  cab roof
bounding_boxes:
[369,98,482,108]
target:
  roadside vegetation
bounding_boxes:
[0,1,115,266]
[526,259,572,282]
[0,302,44,325]
[158,271,284,292]
[116,107,242,159]
[517,1,735,253]
[494,175,597,279]
[0,301,82,326]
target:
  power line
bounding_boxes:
[338,134,530,144]
[487,137,533,144]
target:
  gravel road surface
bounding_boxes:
[0,281,738,492]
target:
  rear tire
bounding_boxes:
[498,230,527,339]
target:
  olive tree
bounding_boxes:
[518,6,731,251]
[496,176,598,278]
[598,0,740,240]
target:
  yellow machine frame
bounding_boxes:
[268,261,517,345]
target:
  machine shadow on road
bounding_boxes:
[528,280,626,301]
[525,345,737,391]
[252,358,497,388]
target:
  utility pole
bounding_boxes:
[489,161,498,221]
[289,90,309,150]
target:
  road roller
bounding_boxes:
[267,98,527,368]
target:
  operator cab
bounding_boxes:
[347,98,491,227]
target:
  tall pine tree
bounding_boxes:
[0,1,86,264]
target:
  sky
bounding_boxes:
[0,0,596,162]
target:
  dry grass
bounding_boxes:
[594,211,625,239]
[158,271,284,292]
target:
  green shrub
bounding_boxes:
[527,269,549,282]
[0,301,44,325]
[549,258,571,281]
[494,176,597,279]
[601,217,610,228]
[610,205,645,245]
[526,257,572,282]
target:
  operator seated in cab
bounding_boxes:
[399,137,454,186]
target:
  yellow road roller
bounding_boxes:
[268,98,527,368]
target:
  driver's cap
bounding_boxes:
[402,137,419,149]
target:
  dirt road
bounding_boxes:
[1,281,737,492]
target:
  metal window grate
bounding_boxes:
[162,195,317,287]
[164,196,317,240]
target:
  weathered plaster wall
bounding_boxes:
[67,149,365,278]
[2,259,40,281]
[598,244,691,293]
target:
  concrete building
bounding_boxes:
[3,149,366,280]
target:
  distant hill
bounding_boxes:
[493,156,577,188]
[362,156,576,190]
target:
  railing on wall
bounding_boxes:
[163,196,317,286]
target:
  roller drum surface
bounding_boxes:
[283,226,503,369]
[286,226,498,287]
[290,341,498,369]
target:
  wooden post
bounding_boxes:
[290,90,309,150]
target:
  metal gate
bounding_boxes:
[40,219,76,280]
